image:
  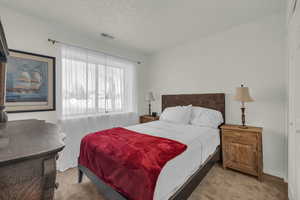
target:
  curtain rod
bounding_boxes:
[48,38,142,64]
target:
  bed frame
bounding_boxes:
[78,93,225,200]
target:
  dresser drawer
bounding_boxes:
[0,154,57,200]
[223,130,258,147]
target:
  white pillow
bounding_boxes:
[160,105,192,124]
[190,106,223,128]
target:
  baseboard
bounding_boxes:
[263,169,284,180]
[263,173,286,183]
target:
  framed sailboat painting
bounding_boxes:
[5,50,55,112]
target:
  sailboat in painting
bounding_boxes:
[6,62,48,103]
[9,71,43,93]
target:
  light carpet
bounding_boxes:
[55,164,287,200]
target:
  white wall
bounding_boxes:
[145,13,287,178]
[0,5,147,123]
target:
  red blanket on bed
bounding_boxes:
[78,127,187,200]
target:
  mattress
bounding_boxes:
[126,120,220,200]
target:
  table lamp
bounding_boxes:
[234,84,254,128]
[145,92,155,116]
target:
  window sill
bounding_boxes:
[60,111,137,121]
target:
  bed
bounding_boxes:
[78,93,225,200]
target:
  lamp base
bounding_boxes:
[238,125,248,129]
[148,103,151,116]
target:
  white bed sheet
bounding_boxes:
[126,120,220,200]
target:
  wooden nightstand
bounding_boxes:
[139,115,159,123]
[221,124,263,181]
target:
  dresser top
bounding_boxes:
[221,124,263,133]
[0,119,65,165]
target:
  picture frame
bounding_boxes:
[5,49,55,113]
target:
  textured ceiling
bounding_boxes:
[0,0,284,54]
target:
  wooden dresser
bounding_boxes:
[0,120,65,200]
[221,124,263,181]
[139,115,159,123]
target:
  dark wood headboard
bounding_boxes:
[162,93,225,122]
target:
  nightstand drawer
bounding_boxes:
[140,118,152,123]
[223,130,258,146]
[139,115,159,123]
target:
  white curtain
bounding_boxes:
[56,44,139,171]
[57,112,139,171]
[60,44,137,117]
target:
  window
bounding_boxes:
[60,45,136,117]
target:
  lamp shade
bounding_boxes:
[234,85,254,102]
[145,92,155,101]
